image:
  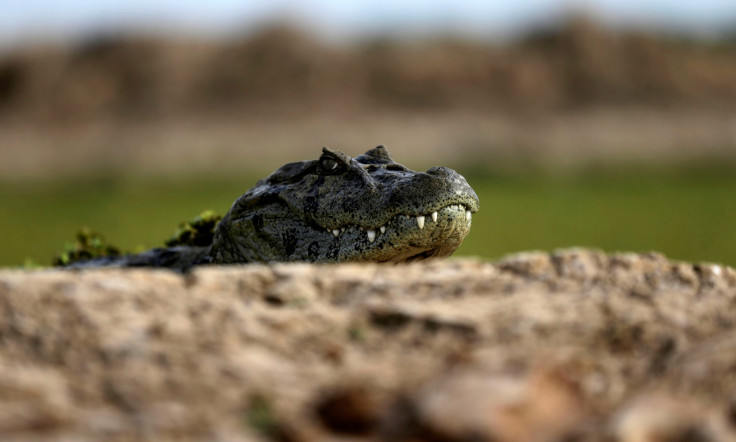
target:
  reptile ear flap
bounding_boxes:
[362,145,393,162]
[367,145,392,160]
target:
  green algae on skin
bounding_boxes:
[165,210,223,247]
[53,227,121,266]
[54,210,222,267]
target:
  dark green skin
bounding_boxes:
[72,146,479,270]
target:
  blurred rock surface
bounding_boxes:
[2,248,736,440]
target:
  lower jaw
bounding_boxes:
[363,235,464,263]
[320,209,472,263]
[355,223,470,263]
[393,248,442,263]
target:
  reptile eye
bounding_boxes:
[319,156,343,173]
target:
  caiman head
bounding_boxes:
[210,145,479,264]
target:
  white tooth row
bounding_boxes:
[328,204,472,242]
[330,223,388,243]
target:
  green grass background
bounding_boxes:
[3,166,736,268]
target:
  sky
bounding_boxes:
[0,0,735,49]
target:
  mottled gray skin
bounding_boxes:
[71,146,479,270]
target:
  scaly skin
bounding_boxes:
[71,146,479,271]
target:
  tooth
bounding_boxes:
[380,226,386,234]
[431,211,438,222]
[466,210,471,221]
[367,230,376,242]
[332,229,340,237]
[416,216,425,229]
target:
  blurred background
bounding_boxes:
[1,0,736,267]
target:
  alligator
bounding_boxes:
[68,145,479,271]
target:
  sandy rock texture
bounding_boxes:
[2,248,736,441]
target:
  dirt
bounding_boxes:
[2,248,736,441]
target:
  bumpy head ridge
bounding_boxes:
[210,145,479,263]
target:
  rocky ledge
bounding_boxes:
[2,249,736,441]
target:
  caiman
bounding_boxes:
[68,145,479,271]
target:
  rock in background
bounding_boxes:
[1,249,736,441]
